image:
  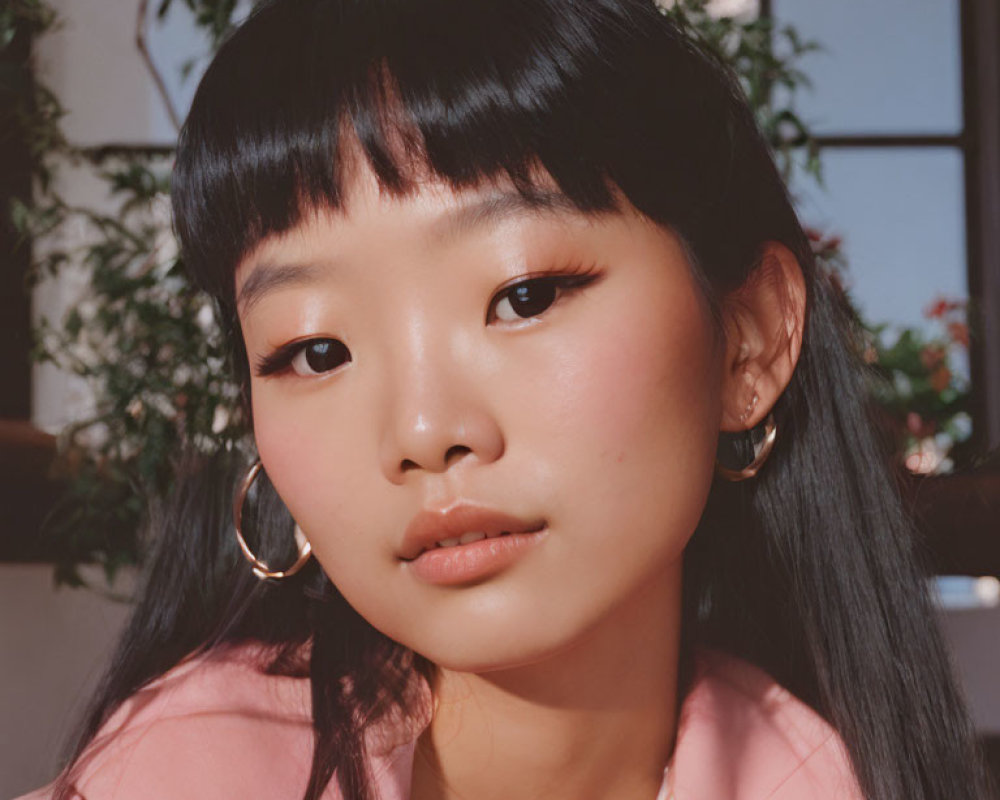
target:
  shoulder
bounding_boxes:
[671,649,865,800]
[34,644,322,800]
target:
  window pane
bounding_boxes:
[792,148,967,345]
[772,0,962,135]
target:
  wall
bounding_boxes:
[0,565,132,799]
[30,0,209,433]
[940,608,1000,735]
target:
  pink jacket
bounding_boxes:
[22,646,864,800]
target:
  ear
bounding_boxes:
[719,242,807,432]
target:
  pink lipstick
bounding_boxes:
[400,504,547,585]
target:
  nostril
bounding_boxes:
[399,445,471,474]
[399,445,473,474]
[444,444,472,466]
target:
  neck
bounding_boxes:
[411,565,682,800]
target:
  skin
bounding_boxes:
[236,161,805,800]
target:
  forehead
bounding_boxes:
[234,162,622,313]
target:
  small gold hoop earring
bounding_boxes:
[233,461,313,580]
[715,413,777,482]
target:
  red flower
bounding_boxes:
[930,366,952,393]
[947,321,970,348]
[920,345,946,370]
[925,297,950,320]
[924,295,966,320]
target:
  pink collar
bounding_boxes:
[53,646,863,800]
[364,649,863,800]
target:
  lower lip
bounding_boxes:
[405,528,547,586]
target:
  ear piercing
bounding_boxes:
[739,392,759,426]
[233,460,313,580]
[717,391,778,482]
[716,411,777,481]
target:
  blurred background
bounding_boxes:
[1,0,998,796]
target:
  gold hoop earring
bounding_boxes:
[233,461,313,580]
[715,412,777,482]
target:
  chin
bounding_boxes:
[388,602,608,676]
[418,637,563,675]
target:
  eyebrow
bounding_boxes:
[237,261,323,316]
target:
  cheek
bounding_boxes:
[252,395,318,498]
[521,278,723,559]
[252,399,306,483]
[540,288,721,472]
[249,387,366,540]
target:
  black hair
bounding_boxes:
[58,1,993,799]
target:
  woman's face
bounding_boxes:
[236,165,726,671]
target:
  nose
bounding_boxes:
[377,333,505,484]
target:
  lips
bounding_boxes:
[399,503,546,562]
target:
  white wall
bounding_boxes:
[35,0,207,148]
[0,565,132,799]
[30,0,208,433]
[939,608,1000,735]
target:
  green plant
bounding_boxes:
[7,1,254,587]
[31,157,246,586]
[156,0,241,49]
[803,228,973,475]
[865,296,973,474]
[663,0,822,182]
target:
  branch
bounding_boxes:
[135,0,182,133]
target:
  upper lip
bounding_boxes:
[399,503,546,561]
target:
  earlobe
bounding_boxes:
[719,242,806,433]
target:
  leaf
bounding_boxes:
[0,22,16,51]
[53,562,86,589]
[64,307,83,338]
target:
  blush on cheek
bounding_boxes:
[251,397,324,513]
[250,392,372,558]
[562,297,717,458]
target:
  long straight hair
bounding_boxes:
[59,1,993,798]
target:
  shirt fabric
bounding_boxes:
[20,645,864,800]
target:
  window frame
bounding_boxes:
[764,0,1000,452]
[0,22,34,420]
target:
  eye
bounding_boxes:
[489,270,600,323]
[290,339,351,376]
[493,278,558,321]
[255,337,351,377]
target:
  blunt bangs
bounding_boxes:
[172,0,771,305]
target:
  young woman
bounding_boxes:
[24,0,994,798]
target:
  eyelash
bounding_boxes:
[253,262,602,378]
[487,263,600,324]
[254,338,338,377]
